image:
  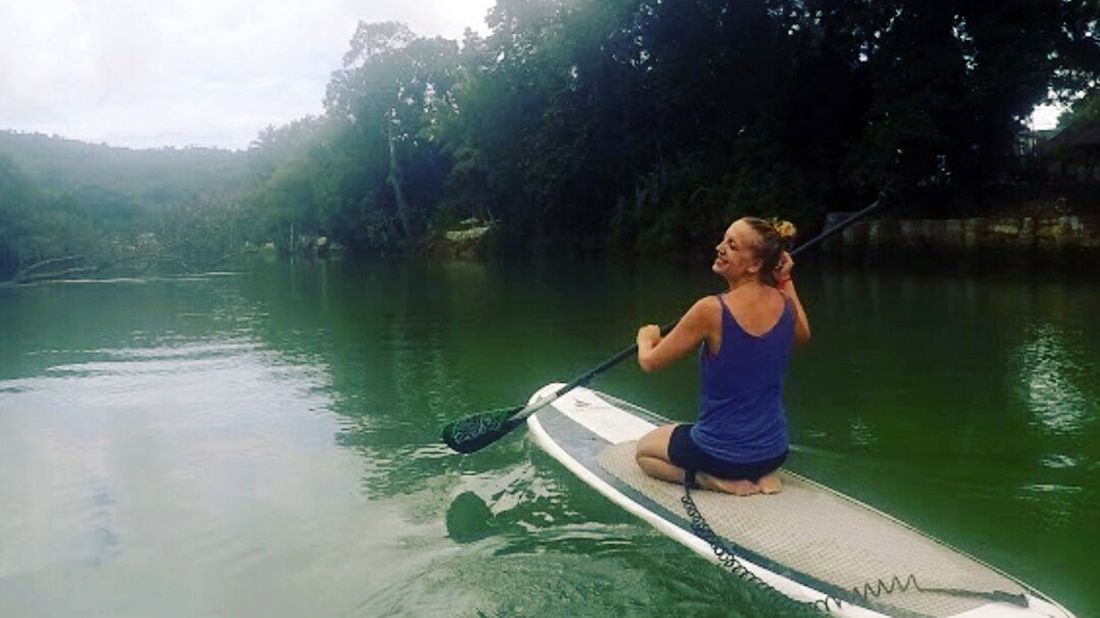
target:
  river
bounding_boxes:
[0,258,1096,616]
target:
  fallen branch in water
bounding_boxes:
[17,266,100,284]
[14,255,88,282]
[7,248,260,284]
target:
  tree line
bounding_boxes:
[2,0,1098,280]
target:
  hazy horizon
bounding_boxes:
[0,0,494,151]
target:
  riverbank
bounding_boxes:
[426,220,496,260]
[822,212,1100,261]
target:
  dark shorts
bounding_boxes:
[667,424,787,483]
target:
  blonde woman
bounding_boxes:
[634,218,810,496]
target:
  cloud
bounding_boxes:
[0,0,493,149]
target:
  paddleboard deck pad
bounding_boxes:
[526,383,1074,618]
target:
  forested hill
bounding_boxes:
[0,133,257,282]
[0,132,253,208]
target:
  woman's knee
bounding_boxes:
[635,455,661,476]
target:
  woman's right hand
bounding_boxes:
[636,324,661,347]
[775,251,794,282]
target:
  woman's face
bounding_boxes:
[712,219,763,280]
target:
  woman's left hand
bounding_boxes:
[636,324,661,347]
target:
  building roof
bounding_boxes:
[1047,120,1100,150]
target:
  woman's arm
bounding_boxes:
[781,282,811,344]
[776,252,810,344]
[637,297,716,372]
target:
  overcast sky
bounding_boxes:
[0,0,495,150]
[1,1,1064,150]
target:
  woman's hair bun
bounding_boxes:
[769,218,797,242]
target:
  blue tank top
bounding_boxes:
[690,294,794,463]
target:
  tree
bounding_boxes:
[1058,88,1100,129]
[0,153,37,277]
[323,22,461,249]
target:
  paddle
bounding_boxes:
[442,190,891,454]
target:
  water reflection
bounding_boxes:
[436,475,771,617]
[1014,323,1093,436]
[445,491,523,544]
[0,275,386,617]
[0,333,349,565]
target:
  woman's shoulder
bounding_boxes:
[692,295,723,314]
[683,295,723,327]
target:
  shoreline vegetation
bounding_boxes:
[2,1,1099,282]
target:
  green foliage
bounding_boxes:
[0,153,41,277]
[0,152,109,277]
[1058,88,1100,129]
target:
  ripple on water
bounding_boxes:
[1040,454,1080,469]
[1020,483,1083,495]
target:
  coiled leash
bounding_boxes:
[679,473,1029,616]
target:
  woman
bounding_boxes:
[634,217,810,496]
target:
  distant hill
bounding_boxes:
[0,131,257,210]
[0,131,270,281]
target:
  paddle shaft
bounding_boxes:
[506,192,890,425]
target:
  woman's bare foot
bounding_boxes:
[757,473,783,494]
[697,472,760,496]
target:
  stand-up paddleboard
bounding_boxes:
[526,383,1075,618]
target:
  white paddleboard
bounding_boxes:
[526,383,1075,618]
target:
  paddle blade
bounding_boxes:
[442,406,526,454]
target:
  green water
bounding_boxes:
[0,259,1097,617]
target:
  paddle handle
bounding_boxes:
[788,192,889,259]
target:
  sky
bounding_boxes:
[0,0,495,150]
[1030,104,1064,131]
[0,1,1065,151]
